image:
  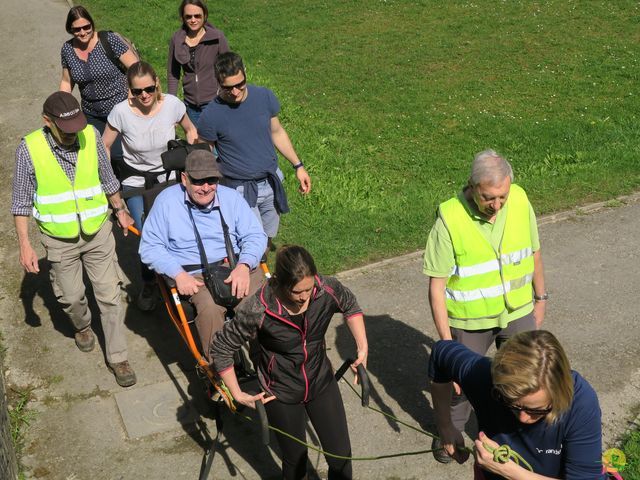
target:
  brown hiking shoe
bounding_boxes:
[74,327,95,353]
[109,361,137,387]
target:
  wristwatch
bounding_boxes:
[534,292,549,301]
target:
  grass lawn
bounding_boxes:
[620,424,640,480]
[81,0,640,272]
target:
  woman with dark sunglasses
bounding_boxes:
[429,330,604,479]
[102,61,197,311]
[167,0,230,125]
[59,6,138,168]
[211,245,368,480]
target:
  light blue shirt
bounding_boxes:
[139,184,267,278]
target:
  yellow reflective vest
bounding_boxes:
[25,126,108,239]
[438,184,534,329]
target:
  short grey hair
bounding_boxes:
[469,149,514,186]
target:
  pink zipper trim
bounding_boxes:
[260,284,310,401]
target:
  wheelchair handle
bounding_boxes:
[335,358,370,408]
[254,400,270,446]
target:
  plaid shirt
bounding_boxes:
[11,126,120,216]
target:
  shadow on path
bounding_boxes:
[335,314,437,434]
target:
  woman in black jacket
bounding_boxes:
[211,245,368,480]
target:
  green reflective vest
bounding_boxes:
[25,126,108,239]
[438,184,534,329]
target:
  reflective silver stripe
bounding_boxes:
[446,284,505,302]
[32,209,78,224]
[446,273,534,302]
[32,204,107,224]
[509,273,533,291]
[501,247,533,265]
[33,191,75,204]
[74,185,103,199]
[452,259,500,278]
[451,248,533,278]
[34,185,104,205]
[78,204,108,221]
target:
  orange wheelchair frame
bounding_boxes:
[127,224,269,412]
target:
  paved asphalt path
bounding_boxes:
[1,0,638,479]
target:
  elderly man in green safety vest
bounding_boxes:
[11,91,137,387]
[423,149,547,463]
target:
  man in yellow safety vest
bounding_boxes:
[12,91,137,387]
[423,149,547,463]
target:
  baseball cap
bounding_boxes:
[43,91,87,134]
[185,150,222,179]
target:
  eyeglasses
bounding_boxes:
[188,175,219,186]
[131,85,157,96]
[184,13,203,20]
[492,388,552,417]
[71,24,92,34]
[220,78,247,92]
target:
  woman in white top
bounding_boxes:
[103,61,197,311]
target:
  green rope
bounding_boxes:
[339,377,533,471]
[340,378,437,438]
[239,412,439,461]
[219,377,533,469]
[482,443,533,472]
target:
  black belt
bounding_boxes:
[182,259,227,272]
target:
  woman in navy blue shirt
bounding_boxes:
[429,330,604,479]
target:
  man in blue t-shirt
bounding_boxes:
[197,52,311,253]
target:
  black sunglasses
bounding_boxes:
[507,403,553,417]
[184,13,203,20]
[72,24,92,33]
[492,388,552,417]
[131,85,157,96]
[220,78,247,92]
[188,175,219,186]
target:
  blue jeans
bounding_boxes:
[122,186,154,282]
[235,179,280,238]
[185,101,209,128]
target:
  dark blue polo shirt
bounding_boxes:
[428,340,605,479]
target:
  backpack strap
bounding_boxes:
[98,30,125,74]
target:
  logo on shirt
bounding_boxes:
[535,446,562,455]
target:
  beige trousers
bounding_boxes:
[41,221,128,364]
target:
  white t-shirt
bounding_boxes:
[108,94,186,187]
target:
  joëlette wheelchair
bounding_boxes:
[119,140,263,408]
[120,140,371,479]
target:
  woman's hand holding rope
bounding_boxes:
[232,390,276,410]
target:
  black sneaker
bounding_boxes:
[432,437,452,464]
[136,282,157,311]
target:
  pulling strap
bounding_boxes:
[186,204,237,299]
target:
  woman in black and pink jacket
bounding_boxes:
[211,245,368,480]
